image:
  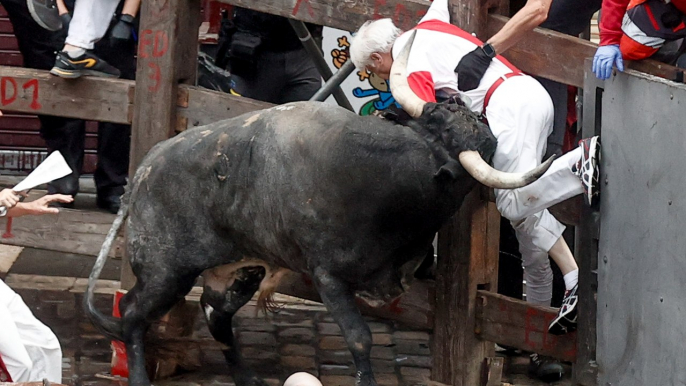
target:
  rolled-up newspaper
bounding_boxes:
[0,151,73,216]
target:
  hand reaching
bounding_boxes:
[19,194,73,215]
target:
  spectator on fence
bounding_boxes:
[0,188,72,383]
[2,0,138,213]
[351,0,602,382]
[593,0,686,80]
[47,0,141,78]
[216,7,322,104]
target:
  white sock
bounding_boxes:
[64,46,86,58]
[563,269,579,291]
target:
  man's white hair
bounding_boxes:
[350,18,402,70]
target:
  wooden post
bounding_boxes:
[433,187,501,386]
[573,62,602,386]
[431,0,505,384]
[119,0,202,379]
[121,0,201,289]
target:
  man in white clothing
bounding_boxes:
[350,0,600,340]
[0,188,72,383]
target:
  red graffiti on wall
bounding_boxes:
[0,77,41,110]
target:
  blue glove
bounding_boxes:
[592,45,624,80]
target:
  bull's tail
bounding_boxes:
[83,191,130,341]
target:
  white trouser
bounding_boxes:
[485,75,583,306]
[65,0,121,50]
[0,280,62,383]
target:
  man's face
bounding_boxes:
[367,52,393,80]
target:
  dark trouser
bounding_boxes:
[536,0,602,159]
[229,47,321,104]
[2,0,133,198]
[2,0,136,197]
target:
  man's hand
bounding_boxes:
[456,46,494,92]
[16,194,73,216]
[110,14,135,45]
[0,189,21,209]
[592,45,624,80]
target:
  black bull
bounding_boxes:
[85,100,507,386]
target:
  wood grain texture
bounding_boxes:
[476,290,577,362]
[433,188,500,386]
[0,208,123,258]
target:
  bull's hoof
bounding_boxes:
[356,372,378,386]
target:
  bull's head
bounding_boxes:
[390,31,553,189]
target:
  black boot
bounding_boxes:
[528,353,564,383]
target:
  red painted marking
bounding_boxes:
[1,77,17,106]
[138,29,153,58]
[372,0,387,19]
[22,79,41,110]
[2,217,13,238]
[388,297,404,314]
[523,307,540,350]
[147,62,161,92]
[152,30,169,57]
[292,0,314,17]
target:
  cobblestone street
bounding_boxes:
[2,247,571,386]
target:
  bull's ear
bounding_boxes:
[434,159,461,180]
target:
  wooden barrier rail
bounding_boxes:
[0,66,271,128]
[217,0,685,88]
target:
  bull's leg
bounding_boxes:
[312,267,377,386]
[202,267,268,386]
[118,273,197,386]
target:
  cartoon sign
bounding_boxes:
[322,28,400,116]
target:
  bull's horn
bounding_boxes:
[458,151,556,189]
[389,30,426,118]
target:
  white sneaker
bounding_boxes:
[571,136,600,206]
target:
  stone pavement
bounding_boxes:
[2,247,572,386]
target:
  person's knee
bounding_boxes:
[496,193,527,223]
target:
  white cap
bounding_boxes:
[283,372,323,386]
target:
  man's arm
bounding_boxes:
[455,0,552,91]
[6,194,73,217]
[485,0,552,54]
[592,0,628,79]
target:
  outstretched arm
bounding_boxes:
[455,0,552,91]
[6,194,73,217]
[485,0,552,53]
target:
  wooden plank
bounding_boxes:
[0,66,133,124]
[276,270,434,329]
[178,86,273,130]
[216,0,684,87]
[572,61,602,386]
[0,206,124,258]
[475,290,577,362]
[126,0,202,290]
[128,0,203,378]
[483,357,504,386]
[432,187,500,386]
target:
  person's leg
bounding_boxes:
[64,0,119,50]
[488,76,581,339]
[39,117,85,197]
[91,30,134,212]
[0,281,62,383]
[280,48,322,103]
[94,122,130,212]
[229,51,285,104]
[50,0,121,78]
